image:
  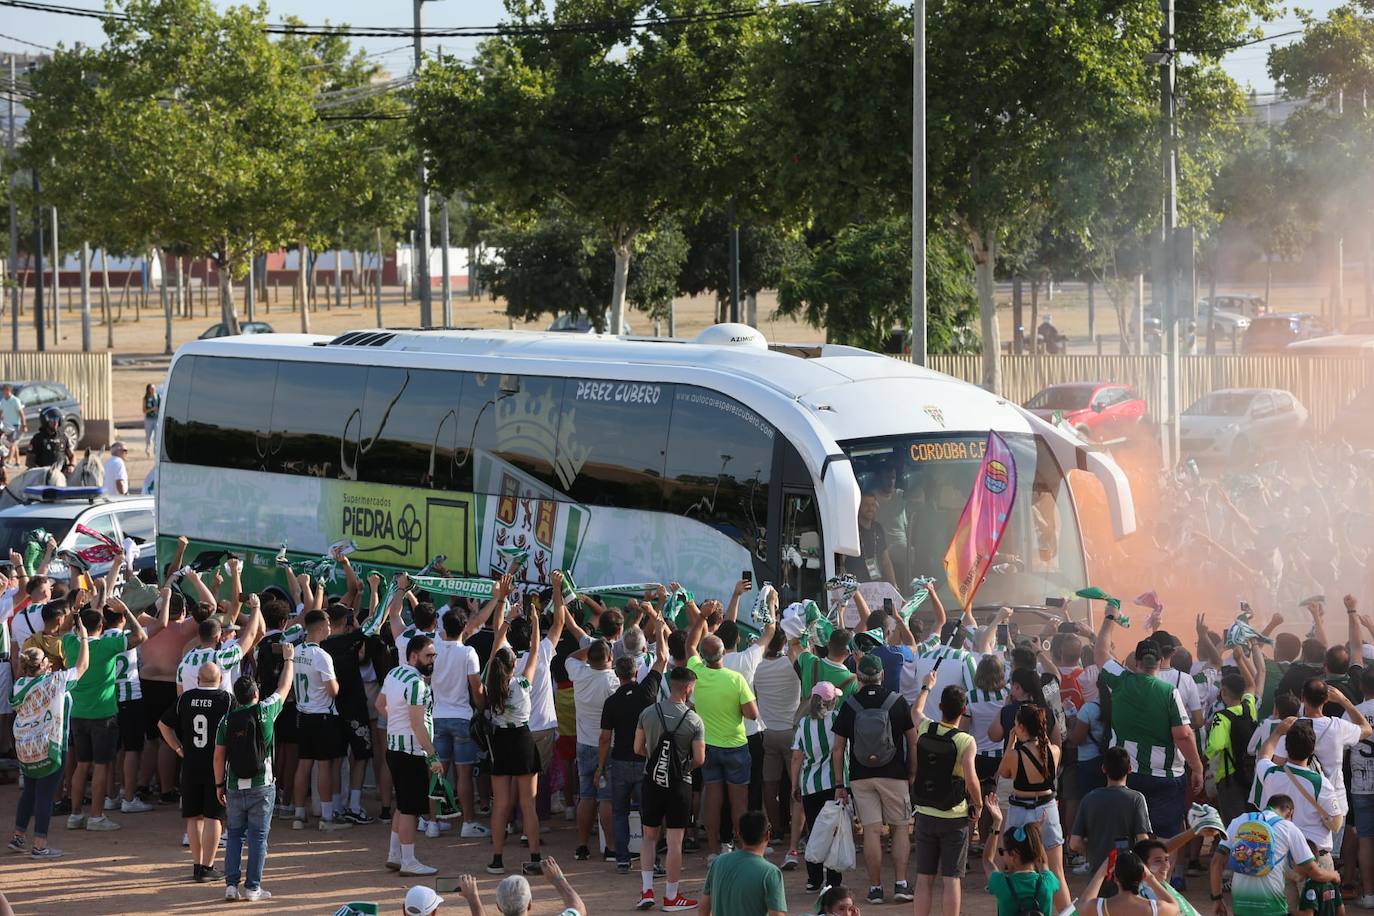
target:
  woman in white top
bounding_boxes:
[485,608,542,878]
[10,621,89,859]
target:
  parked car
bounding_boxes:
[1201,294,1267,319]
[198,320,275,340]
[1024,382,1147,439]
[1196,297,1256,336]
[1180,388,1307,460]
[0,380,84,451]
[0,490,157,582]
[1241,313,1330,353]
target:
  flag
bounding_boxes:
[72,523,125,567]
[333,904,379,916]
[1076,586,1122,610]
[942,431,1018,609]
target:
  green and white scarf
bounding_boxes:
[362,575,500,636]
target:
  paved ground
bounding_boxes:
[0,786,1226,915]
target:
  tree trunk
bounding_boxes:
[1012,276,1023,354]
[1029,278,1040,356]
[1265,260,1272,311]
[298,243,311,333]
[1135,272,1145,354]
[219,261,239,335]
[746,291,757,327]
[971,227,1001,393]
[609,240,631,334]
[101,255,113,350]
[79,242,91,353]
[375,229,384,329]
[668,299,676,337]
[156,249,169,346]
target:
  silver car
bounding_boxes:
[1180,388,1307,461]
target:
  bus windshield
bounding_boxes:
[841,432,1086,611]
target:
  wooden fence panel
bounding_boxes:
[0,352,114,440]
[923,353,1374,434]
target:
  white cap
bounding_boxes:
[404,886,444,915]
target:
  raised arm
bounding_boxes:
[976,606,1011,655]
[1094,607,1116,669]
[521,611,541,682]
[928,588,947,641]
[724,578,749,623]
[283,562,302,610]
[1350,594,1364,673]
[272,644,296,703]
[387,574,411,641]
[117,600,146,650]
[224,557,244,623]
[541,858,586,916]
[340,554,360,612]
[1195,614,1224,670]
[463,575,512,640]
[1306,599,1329,649]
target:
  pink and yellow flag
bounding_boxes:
[943,431,1018,609]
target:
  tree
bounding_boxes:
[413,0,755,333]
[777,218,976,352]
[23,0,321,339]
[677,209,807,325]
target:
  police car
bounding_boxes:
[0,486,157,582]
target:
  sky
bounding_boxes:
[0,0,1352,94]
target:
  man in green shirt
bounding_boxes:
[701,810,786,916]
[798,628,858,699]
[214,643,294,902]
[1094,615,1204,840]
[63,602,146,832]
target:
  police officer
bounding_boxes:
[27,406,73,474]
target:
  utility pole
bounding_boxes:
[440,198,452,328]
[32,169,44,352]
[50,206,59,343]
[246,250,256,324]
[1159,0,1179,466]
[413,0,432,328]
[727,198,740,323]
[6,56,18,353]
[911,0,927,365]
[79,241,91,352]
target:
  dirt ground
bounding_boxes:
[0,787,1223,915]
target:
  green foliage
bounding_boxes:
[777,218,976,352]
[677,210,807,311]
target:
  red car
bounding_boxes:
[1024,382,1147,439]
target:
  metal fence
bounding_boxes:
[0,352,114,445]
[926,354,1374,433]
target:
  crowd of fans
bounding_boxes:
[14,512,1374,916]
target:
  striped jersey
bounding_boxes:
[104,629,141,702]
[967,687,1010,754]
[396,627,435,667]
[792,710,843,794]
[904,643,976,710]
[1100,658,1188,777]
[382,664,433,755]
[292,643,338,715]
[177,642,244,694]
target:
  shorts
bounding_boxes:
[181,768,224,820]
[340,708,374,761]
[577,743,612,801]
[852,777,913,828]
[975,752,1003,792]
[914,811,970,877]
[1353,794,1374,839]
[761,728,793,783]
[702,744,751,786]
[640,777,693,830]
[531,728,557,774]
[364,681,381,727]
[1006,795,1064,849]
[70,715,119,764]
[117,698,147,753]
[433,717,479,767]
[0,661,12,714]
[490,724,541,777]
[556,734,577,762]
[140,678,176,741]
[387,750,430,817]
[296,712,345,761]
[275,701,299,744]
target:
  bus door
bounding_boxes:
[778,489,824,606]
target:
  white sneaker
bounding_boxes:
[292,817,306,830]
[564,807,575,822]
[318,816,353,832]
[243,887,271,902]
[437,819,453,831]
[85,816,121,831]
[400,860,438,876]
[1358,895,1374,909]
[121,797,154,814]
[224,886,240,901]
[181,832,189,848]
[425,820,440,839]
[461,822,492,838]
[65,814,86,830]
[103,797,120,811]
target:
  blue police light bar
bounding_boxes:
[24,485,104,502]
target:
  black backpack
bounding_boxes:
[846,692,900,768]
[223,706,267,781]
[1217,704,1257,787]
[912,721,968,810]
[255,634,286,699]
[1013,872,1047,916]
[647,706,690,789]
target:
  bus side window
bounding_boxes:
[561,381,672,508]
[269,361,364,479]
[181,356,277,472]
[358,367,464,489]
[161,356,195,463]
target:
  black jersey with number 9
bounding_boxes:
[161,688,234,772]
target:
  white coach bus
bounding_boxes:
[155,323,1135,617]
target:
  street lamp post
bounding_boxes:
[414,0,434,328]
[911,0,927,366]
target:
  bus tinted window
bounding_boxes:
[355,367,464,489]
[183,357,277,471]
[161,355,195,462]
[562,380,672,507]
[491,375,567,490]
[269,360,366,478]
[663,386,772,559]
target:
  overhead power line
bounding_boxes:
[0,30,55,51]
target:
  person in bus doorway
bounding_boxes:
[845,491,896,586]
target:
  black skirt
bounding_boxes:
[489,722,541,776]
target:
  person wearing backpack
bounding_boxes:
[213,640,294,902]
[1204,641,1265,824]
[634,665,706,912]
[832,653,918,906]
[8,621,88,861]
[1210,794,1341,916]
[985,821,1060,916]
[909,677,981,916]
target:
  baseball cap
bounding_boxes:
[811,681,841,702]
[404,885,444,915]
[857,654,885,678]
